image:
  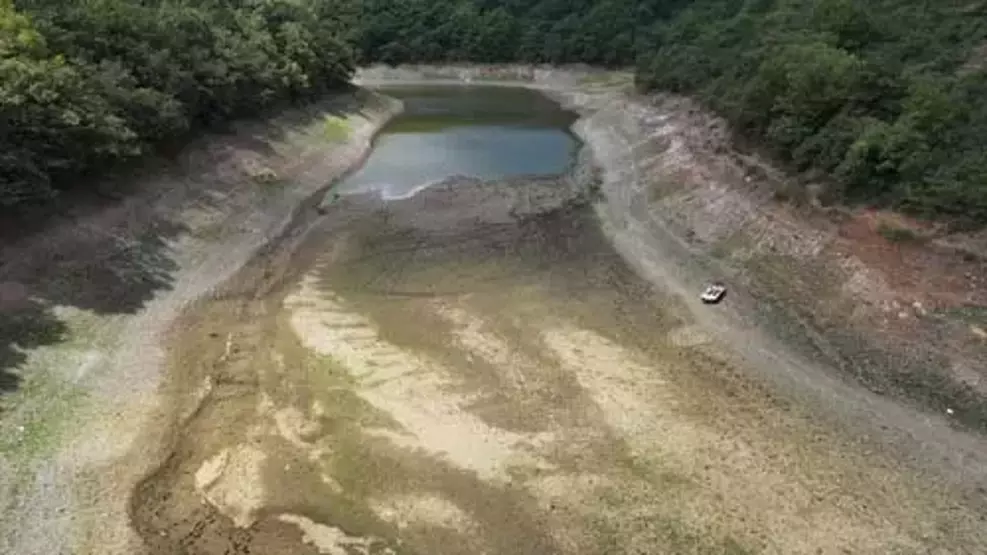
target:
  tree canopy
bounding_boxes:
[2,0,355,206]
[634,0,987,225]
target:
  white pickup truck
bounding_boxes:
[700,283,727,304]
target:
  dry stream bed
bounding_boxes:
[130,84,987,554]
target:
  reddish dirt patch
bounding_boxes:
[835,210,986,311]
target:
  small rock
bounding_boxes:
[947,408,955,416]
[16,425,25,433]
[898,311,909,319]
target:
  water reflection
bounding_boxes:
[335,86,579,199]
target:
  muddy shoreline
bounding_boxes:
[130,174,598,553]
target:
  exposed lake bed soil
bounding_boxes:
[132,173,987,554]
[2,68,987,554]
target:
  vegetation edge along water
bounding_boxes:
[3,0,987,227]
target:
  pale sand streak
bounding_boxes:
[540,325,916,554]
[276,514,391,555]
[285,276,553,482]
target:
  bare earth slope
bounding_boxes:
[0,89,399,555]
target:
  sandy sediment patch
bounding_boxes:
[272,405,324,447]
[194,445,267,528]
[432,302,532,390]
[277,514,392,555]
[371,493,478,534]
[285,276,554,482]
[667,324,712,348]
[541,324,929,554]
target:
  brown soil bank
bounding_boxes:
[0,88,399,555]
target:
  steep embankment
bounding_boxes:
[0,88,399,555]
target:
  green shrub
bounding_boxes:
[322,116,351,142]
[1,0,355,209]
[876,221,920,242]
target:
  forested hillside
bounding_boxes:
[4,0,987,226]
[636,0,987,226]
[349,0,686,66]
[1,0,355,208]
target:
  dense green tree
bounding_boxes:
[632,0,987,225]
[2,0,353,209]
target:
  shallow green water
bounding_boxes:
[334,85,579,199]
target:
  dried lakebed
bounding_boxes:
[131,85,987,554]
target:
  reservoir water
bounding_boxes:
[334,85,579,199]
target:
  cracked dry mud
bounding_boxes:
[131,178,987,555]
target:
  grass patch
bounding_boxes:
[0,309,122,463]
[877,221,922,243]
[322,115,352,142]
[0,387,85,461]
[579,72,635,87]
[935,305,987,326]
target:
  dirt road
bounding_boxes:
[132,177,987,554]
